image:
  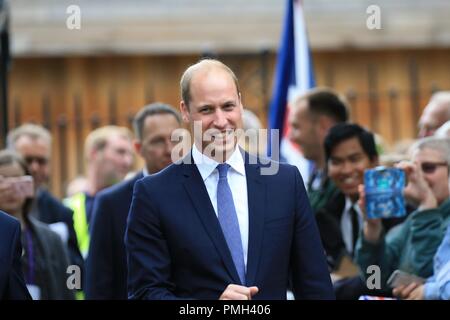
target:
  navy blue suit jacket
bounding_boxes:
[86,172,143,300]
[126,153,334,300]
[0,211,31,300]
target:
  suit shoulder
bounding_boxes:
[0,210,20,232]
[97,174,139,201]
[38,189,73,216]
[136,163,182,188]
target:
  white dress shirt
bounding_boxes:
[192,144,249,267]
[341,197,364,256]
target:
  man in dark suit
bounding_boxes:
[0,210,31,300]
[85,103,183,299]
[7,124,83,270]
[125,59,334,300]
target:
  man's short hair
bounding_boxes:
[84,125,133,158]
[294,87,349,123]
[180,58,240,108]
[132,103,181,141]
[410,136,450,167]
[6,123,52,150]
[324,123,378,162]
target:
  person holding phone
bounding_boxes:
[0,150,74,300]
[356,137,450,291]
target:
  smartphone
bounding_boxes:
[364,166,406,219]
[387,270,425,288]
[9,176,34,198]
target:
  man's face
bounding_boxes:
[136,114,181,174]
[0,163,27,213]
[418,102,448,138]
[180,68,243,161]
[288,100,320,161]
[95,134,134,186]
[328,137,377,201]
[412,147,449,205]
[14,135,50,188]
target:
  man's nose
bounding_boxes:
[213,109,228,129]
[123,153,134,168]
[29,161,40,173]
[341,161,353,174]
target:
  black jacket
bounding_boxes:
[36,189,84,271]
[25,217,74,300]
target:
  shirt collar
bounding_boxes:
[192,144,245,181]
[344,196,357,212]
[142,166,150,177]
[344,196,363,217]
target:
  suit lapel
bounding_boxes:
[181,158,242,285]
[244,159,266,286]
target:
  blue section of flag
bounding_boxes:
[267,0,315,156]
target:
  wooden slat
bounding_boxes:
[7,49,450,197]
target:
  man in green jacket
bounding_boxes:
[356,137,450,289]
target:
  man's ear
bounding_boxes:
[318,116,335,133]
[87,148,100,164]
[180,101,190,123]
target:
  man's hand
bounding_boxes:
[358,184,382,243]
[393,282,425,300]
[395,161,437,210]
[219,284,259,300]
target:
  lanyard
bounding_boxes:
[25,229,35,284]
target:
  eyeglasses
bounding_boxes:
[24,156,48,166]
[420,162,448,174]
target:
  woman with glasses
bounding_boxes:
[355,137,450,294]
[0,150,74,300]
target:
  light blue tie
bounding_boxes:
[216,163,246,285]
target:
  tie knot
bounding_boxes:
[217,163,230,179]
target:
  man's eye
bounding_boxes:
[330,159,341,165]
[350,155,363,163]
[200,108,212,113]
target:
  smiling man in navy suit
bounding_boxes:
[0,210,31,300]
[86,103,183,299]
[126,59,334,300]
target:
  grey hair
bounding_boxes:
[6,123,52,150]
[410,136,450,166]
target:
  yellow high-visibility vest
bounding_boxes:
[64,192,90,259]
[63,192,89,300]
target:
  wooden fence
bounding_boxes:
[4,49,450,197]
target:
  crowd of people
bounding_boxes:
[0,59,449,300]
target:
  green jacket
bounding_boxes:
[308,176,339,213]
[355,198,450,288]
